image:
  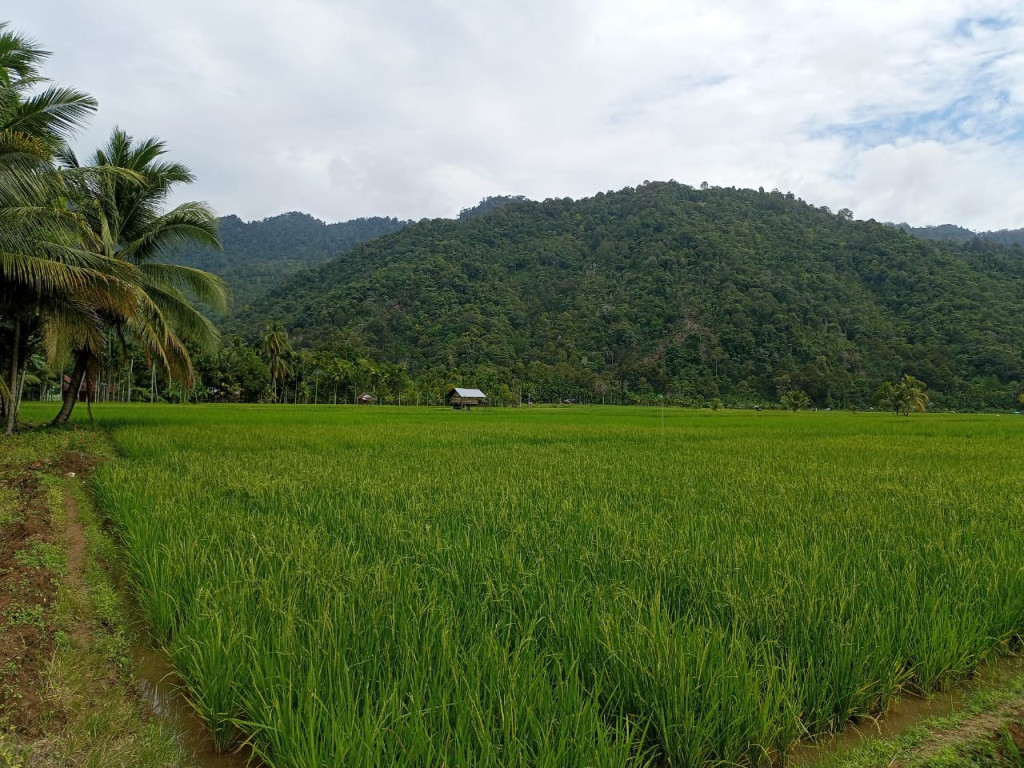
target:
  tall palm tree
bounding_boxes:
[262,321,291,402]
[0,22,141,433]
[52,129,229,423]
[898,374,929,415]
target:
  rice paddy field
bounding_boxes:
[71,405,1024,766]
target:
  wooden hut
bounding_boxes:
[446,387,487,410]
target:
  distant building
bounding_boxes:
[446,387,487,410]
[356,393,376,404]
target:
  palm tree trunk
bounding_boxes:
[5,320,20,435]
[53,351,87,425]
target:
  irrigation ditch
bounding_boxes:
[132,644,257,768]
[792,654,1024,766]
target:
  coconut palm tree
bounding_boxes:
[898,374,929,415]
[262,321,291,402]
[876,375,929,416]
[0,22,143,433]
[780,388,811,412]
[52,129,229,423]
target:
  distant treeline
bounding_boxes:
[895,222,1024,248]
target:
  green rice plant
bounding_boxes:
[56,403,1024,767]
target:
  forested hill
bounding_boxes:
[896,222,1024,248]
[232,182,1024,409]
[170,212,410,309]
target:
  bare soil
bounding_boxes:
[0,447,100,736]
[0,466,59,735]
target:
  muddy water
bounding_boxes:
[133,646,259,768]
[791,654,1024,765]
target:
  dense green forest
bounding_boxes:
[225,182,1024,410]
[896,222,1024,247]
[170,212,410,308]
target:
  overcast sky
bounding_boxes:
[9,1,1024,230]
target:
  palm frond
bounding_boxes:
[140,261,230,312]
[0,23,48,89]
[122,201,221,263]
[39,299,105,365]
[127,292,194,385]
[5,86,97,143]
[0,235,141,304]
[142,282,221,352]
[0,129,52,164]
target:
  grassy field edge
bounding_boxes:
[797,660,1024,767]
[0,425,188,767]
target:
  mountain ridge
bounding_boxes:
[169,211,412,308]
[225,181,1024,410]
[894,222,1024,247]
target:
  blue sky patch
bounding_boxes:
[812,56,1020,149]
[953,16,1013,38]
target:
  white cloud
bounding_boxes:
[7,0,1024,229]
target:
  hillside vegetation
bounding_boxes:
[231,182,1024,410]
[171,212,410,309]
[897,222,1024,248]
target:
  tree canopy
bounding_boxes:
[228,182,1024,410]
[168,212,410,309]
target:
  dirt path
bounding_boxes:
[0,437,200,767]
[60,488,93,651]
[63,492,86,584]
[0,465,60,735]
[895,698,1024,766]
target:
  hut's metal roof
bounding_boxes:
[451,387,486,398]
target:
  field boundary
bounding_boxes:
[800,658,1024,767]
[0,428,189,767]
